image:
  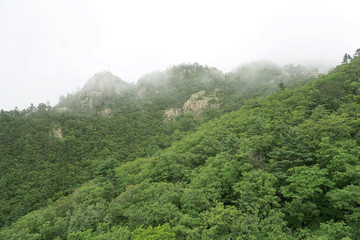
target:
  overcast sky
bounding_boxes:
[0,0,359,110]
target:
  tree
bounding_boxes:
[280,165,334,227]
[131,223,175,240]
[200,203,292,239]
[268,127,314,181]
[279,82,286,91]
[327,185,360,221]
[342,53,352,64]
[302,220,352,240]
[353,48,360,58]
[109,181,182,229]
[233,169,280,214]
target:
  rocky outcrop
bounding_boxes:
[56,107,69,113]
[101,108,112,117]
[164,89,220,121]
[183,90,220,118]
[164,108,182,121]
[80,94,94,110]
[137,87,146,98]
[51,124,63,140]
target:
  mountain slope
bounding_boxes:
[2,56,357,239]
[1,61,315,229]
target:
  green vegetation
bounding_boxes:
[1,54,360,239]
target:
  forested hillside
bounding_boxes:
[1,53,360,239]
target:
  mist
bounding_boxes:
[0,0,359,110]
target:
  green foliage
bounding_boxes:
[131,223,175,240]
[280,165,334,227]
[109,181,182,230]
[268,126,314,180]
[328,185,360,221]
[200,203,292,239]
[233,169,280,214]
[2,53,360,239]
[67,224,131,240]
[302,220,352,240]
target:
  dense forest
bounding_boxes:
[1,51,360,239]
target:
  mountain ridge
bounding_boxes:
[55,61,317,116]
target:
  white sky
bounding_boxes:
[0,0,359,110]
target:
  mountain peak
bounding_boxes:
[82,71,128,94]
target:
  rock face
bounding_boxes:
[101,108,112,117]
[164,89,220,120]
[183,90,220,118]
[164,108,182,121]
[55,107,69,113]
[51,124,63,140]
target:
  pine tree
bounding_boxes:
[268,127,314,181]
[342,53,352,64]
[354,48,360,58]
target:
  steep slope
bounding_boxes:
[1,52,360,239]
[0,61,319,234]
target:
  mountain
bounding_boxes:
[1,53,360,239]
[56,71,134,112]
[56,62,317,117]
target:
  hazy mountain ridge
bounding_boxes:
[82,71,129,93]
[56,71,134,112]
[56,61,317,117]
